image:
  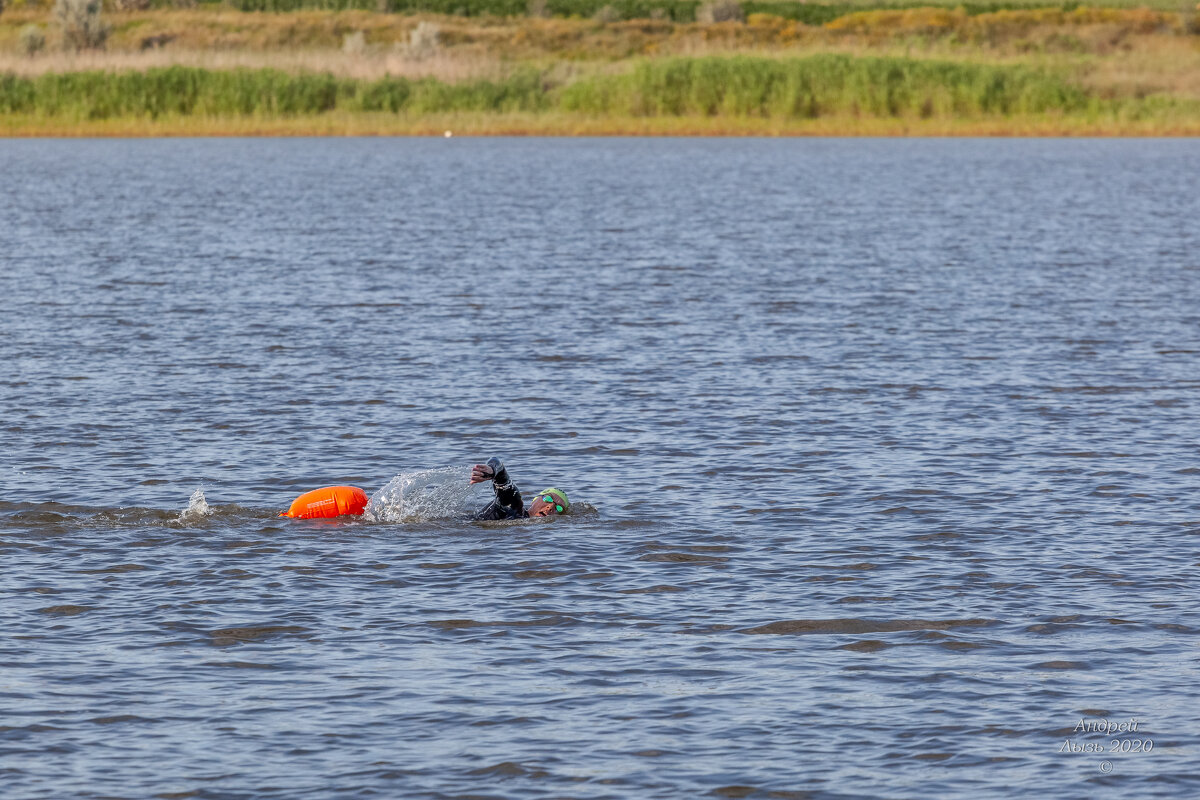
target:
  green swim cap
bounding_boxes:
[539,488,570,513]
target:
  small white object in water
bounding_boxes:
[444,130,453,138]
[178,488,211,522]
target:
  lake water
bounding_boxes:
[2,137,1199,799]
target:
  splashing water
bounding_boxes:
[365,466,489,523]
[177,488,211,522]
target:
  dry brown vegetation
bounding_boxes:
[0,41,511,79]
[1,6,1194,58]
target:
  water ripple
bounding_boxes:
[1,138,1198,799]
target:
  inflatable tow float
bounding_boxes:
[281,485,368,519]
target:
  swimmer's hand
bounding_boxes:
[470,457,509,486]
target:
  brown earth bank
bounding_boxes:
[4,111,1200,136]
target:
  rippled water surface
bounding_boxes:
[3,138,1199,799]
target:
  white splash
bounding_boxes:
[178,488,212,522]
[365,466,488,523]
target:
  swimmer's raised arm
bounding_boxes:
[471,457,525,520]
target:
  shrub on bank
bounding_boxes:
[20,23,47,54]
[695,0,743,23]
[407,18,440,53]
[56,0,108,50]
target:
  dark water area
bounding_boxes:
[2,137,1199,799]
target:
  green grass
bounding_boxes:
[562,55,1099,117]
[2,57,1195,123]
[0,67,551,117]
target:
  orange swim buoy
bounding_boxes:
[281,485,368,519]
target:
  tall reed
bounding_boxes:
[1,56,1194,121]
[0,64,549,116]
[559,54,1098,117]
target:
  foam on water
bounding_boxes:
[365,466,489,523]
[177,488,211,523]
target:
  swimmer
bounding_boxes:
[469,457,569,520]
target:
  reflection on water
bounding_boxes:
[2,138,1199,799]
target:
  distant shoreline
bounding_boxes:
[3,3,1198,137]
[4,54,1198,138]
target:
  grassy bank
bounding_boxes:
[1,1,1197,135]
[2,55,1197,134]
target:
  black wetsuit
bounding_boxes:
[475,457,529,520]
